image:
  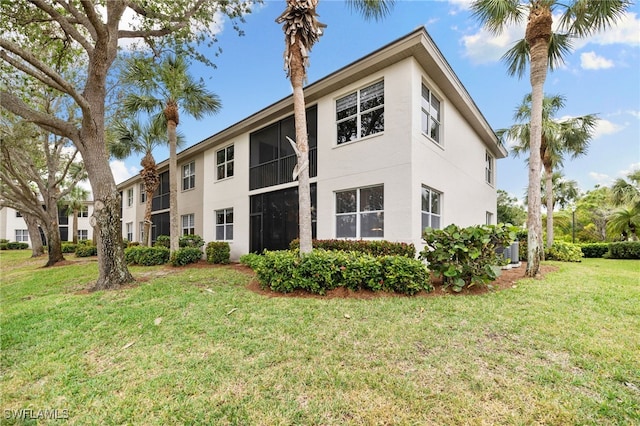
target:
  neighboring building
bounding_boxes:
[117,27,507,260]
[0,204,95,247]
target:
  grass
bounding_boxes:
[1,251,639,425]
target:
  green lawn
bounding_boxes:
[1,251,638,425]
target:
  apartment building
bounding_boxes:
[117,27,508,260]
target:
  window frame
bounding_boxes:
[125,222,133,242]
[421,185,442,233]
[77,205,89,218]
[485,151,494,186]
[77,229,88,241]
[215,208,234,241]
[15,229,29,242]
[335,185,384,239]
[182,161,196,191]
[486,211,494,225]
[181,213,195,236]
[335,80,385,145]
[140,183,147,203]
[421,84,442,145]
[127,188,134,207]
[216,145,235,181]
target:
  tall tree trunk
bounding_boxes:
[168,119,179,253]
[524,3,552,277]
[43,202,64,266]
[544,165,554,248]
[289,35,313,254]
[72,208,79,244]
[143,193,153,246]
[23,212,44,257]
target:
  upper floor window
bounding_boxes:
[78,229,88,241]
[15,229,28,242]
[485,151,494,185]
[421,84,441,144]
[336,185,384,239]
[336,80,384,145]
[127,188,134,207]
[183,161,195,191]
[181,213,195,235]
[215,208,234,241]
[217,145,235,180]
[421,186,441,232]
[77,205,89,218]
[140,183,146,203]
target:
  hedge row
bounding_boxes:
[289,239,415,257]
[0,242,29,250]
[607,241,640,259]
[251,249,432,296]
[578,243,609,258]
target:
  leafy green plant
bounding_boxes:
[179,234,205,248]
[124,246,170,266]
[75,244,97,257]
[579,243,609,258]
[154,235,170,248]
[606,241,640,259]
[420,224,516,292]
[239,253,263,269]
[170,247,203,266]
[206,242,230,264]
[380,255,431,295]
[516,229,528,261]
[0,243,7,250]
[545,241,583,262]
[290,239,416,257]
[61,243,78,253]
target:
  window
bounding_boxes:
[485,151,494,185]
[77,205,89,218]
[15,229,29,242]
[216,145,235,180]
[139,221,145,242]
[140,183,146,203]
[486,211,493,225]
[78,229,88,241]
[336,185,384,238]
[183,161,195,191]
[215,208,234,241]
[127,188,134,207]
[421,84,442,144]
[421,186,442,231]
[16,211,22,217]
[125,222,133,242]
[181,214,195,235]
[336,80,384,144]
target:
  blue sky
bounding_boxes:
[111,0,640,204]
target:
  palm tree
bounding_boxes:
[471,0,630,276]
[122,55,221,252]
[611,170,640,211]
[276,0,394,254]
[607,208,640,241]
[109,118,182,246]
[63,186,91,244]
[498,93,595,248]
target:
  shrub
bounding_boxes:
[127,241,140,248]
[62,243,78,253]
[579,243,609,258]
[606,241,640,259]
[170,247,203,266]
[0,239,8,244]
[75,244,97,257]
[154,235,170,248]
[420,224,516,292]
[516,230,528,261]
[545,241,583,262]
[206,241,230,264]
[6,242,29,250]
[254,249,432,296]
[289,239,415,258]
[180,234,205,249]
[0,243,7,250]
[124,246,170,266]
[239,253,263,269]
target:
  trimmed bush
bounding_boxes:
[254,249,432,296]
[0,243,7,250]
[579,243,609,258]
[239,253,262,269]
[0,239,8,244]
[420,224,516,292]
[545,241,583,262]
[206,241,230,264]
[607,241,640,259]
[289,239,416,258]
[180,234,205,248]
[154,235,170,248]
[75,245,97,257]
[127,241,140,248]
[5,242,29,250]
[124,246,170,266]
[62,243,78,253]
[170,247,203,266]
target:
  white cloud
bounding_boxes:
[627,110,640,119]
[589,172,612,185]
[572,12,640,50]
[580,51,614,70]
[593,119,624,139]
[619,163,640,177]
[110,160,139,185]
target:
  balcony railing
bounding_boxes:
[250,149,317,190]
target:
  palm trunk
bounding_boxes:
[524,3,552,277]
[143,192,153,246]
[168,119,179,253]
[544,166,554,248]
[72,208,79,244]
[23,212,44,257]
[289,35,313,254]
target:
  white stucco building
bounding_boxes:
[117,27,507,260]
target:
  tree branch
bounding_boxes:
[29,0,94,53]
[79,0,107,41]
[56,0,98,42]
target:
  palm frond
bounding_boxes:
[561,0,632,37]
[548,32,573,71]
[502,39,529,78]
[345,0,395,22]
[470,0,524,35]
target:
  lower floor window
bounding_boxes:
[77,230,88,241]
[125,222,133,242]
[486,211,493,225]
[335,185,384,238]
[15,229,29,242]
[421,186,442,232]
[181,214,195,235]
[215,208,234,240]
